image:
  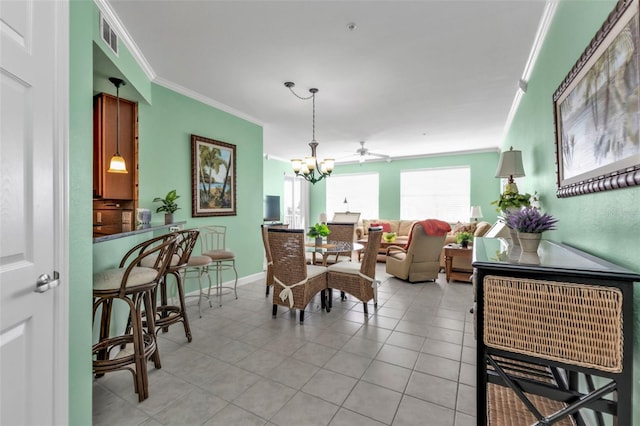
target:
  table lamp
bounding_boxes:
[470,206,483,222]
[495,146,525,193]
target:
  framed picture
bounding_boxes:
[191,134,236,217]
[553,0,640,197]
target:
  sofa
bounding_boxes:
[356,219,416,261]
[356,219,491,266]
[440,221,492,273]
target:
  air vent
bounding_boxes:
[100,14,118,55]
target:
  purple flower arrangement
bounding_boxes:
[505,207,558,233]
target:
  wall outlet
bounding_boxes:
[169,226,181,232]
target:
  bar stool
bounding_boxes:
[92,233,177,402]
[146,229,199,342]
[181,250,213,318]
[200,225,238,307]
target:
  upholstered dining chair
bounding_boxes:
[267,228,329,322]
[200,225,238,307]
[385,219,451,282]
[261,223,289,297]
[92,233,177,401]
[327,227,383,314]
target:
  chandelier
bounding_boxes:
[285,81,334,184]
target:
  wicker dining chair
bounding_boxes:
[92,233,177,402]
[261,223,289,297]
[325,222,357,265]
[327,227,383,314]
[267,228,329,322]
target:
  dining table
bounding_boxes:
[305,241,364,266]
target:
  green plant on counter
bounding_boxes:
[307,223,330,238]
[153,189,181,214]
[491,190,531,212]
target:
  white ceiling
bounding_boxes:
[106,0,549,164]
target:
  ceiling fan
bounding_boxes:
[354,141,391,163]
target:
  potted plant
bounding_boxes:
[153,189,181,224]
[491,190,532,213]
[307,223,330,246]
[456,231,473,248]
[505,206,558,253]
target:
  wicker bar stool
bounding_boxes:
[267,228,329,322]
[92,233,177,402]
[200,225,238,307]
[144,229,199,342]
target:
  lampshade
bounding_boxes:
[318,212,327,224]
[107,154,127,173]
[107,77,128,174]
[470,205,483,221]
[495,147,525,179]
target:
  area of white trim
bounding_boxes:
[54,1,70,424]
[93,0,156,81]
[154,77,262,126]
[502,1,558,142]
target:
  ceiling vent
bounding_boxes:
[100,14,118,55]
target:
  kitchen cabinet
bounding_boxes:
[472,238,638,425]
[93,92,138,200]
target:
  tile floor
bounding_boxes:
[92,266,477,426]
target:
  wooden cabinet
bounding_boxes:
[472,238,638,425]
[93,93,137,200]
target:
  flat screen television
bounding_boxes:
[264,195,280,222]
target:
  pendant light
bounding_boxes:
[107,77,128,174]
[285,82,334,184]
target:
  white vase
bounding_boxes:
[518,232,541,253]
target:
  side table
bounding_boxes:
[444,244,472,282]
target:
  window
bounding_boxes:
[400,167,470,222]
[326,173,379,220]
[284,175,308,229]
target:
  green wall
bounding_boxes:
[68,1,94,424]
[69,2,264,424]
[304,151,501,224]
[503,1,640,422]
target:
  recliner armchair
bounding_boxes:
[385,220,450,282]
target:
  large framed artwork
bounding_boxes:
[553,0,640,197]
[191,134,236,217]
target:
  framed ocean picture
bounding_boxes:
[553,0,640,197]
[191,134,236,217]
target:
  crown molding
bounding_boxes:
[94,0,156,81]
[502,1,558,142]
[154,77,262,126]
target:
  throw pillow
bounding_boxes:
[371,223,392,233]
[452,221,477,235]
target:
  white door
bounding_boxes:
[0,0,68,425]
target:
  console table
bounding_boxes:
[472,238,639,426]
